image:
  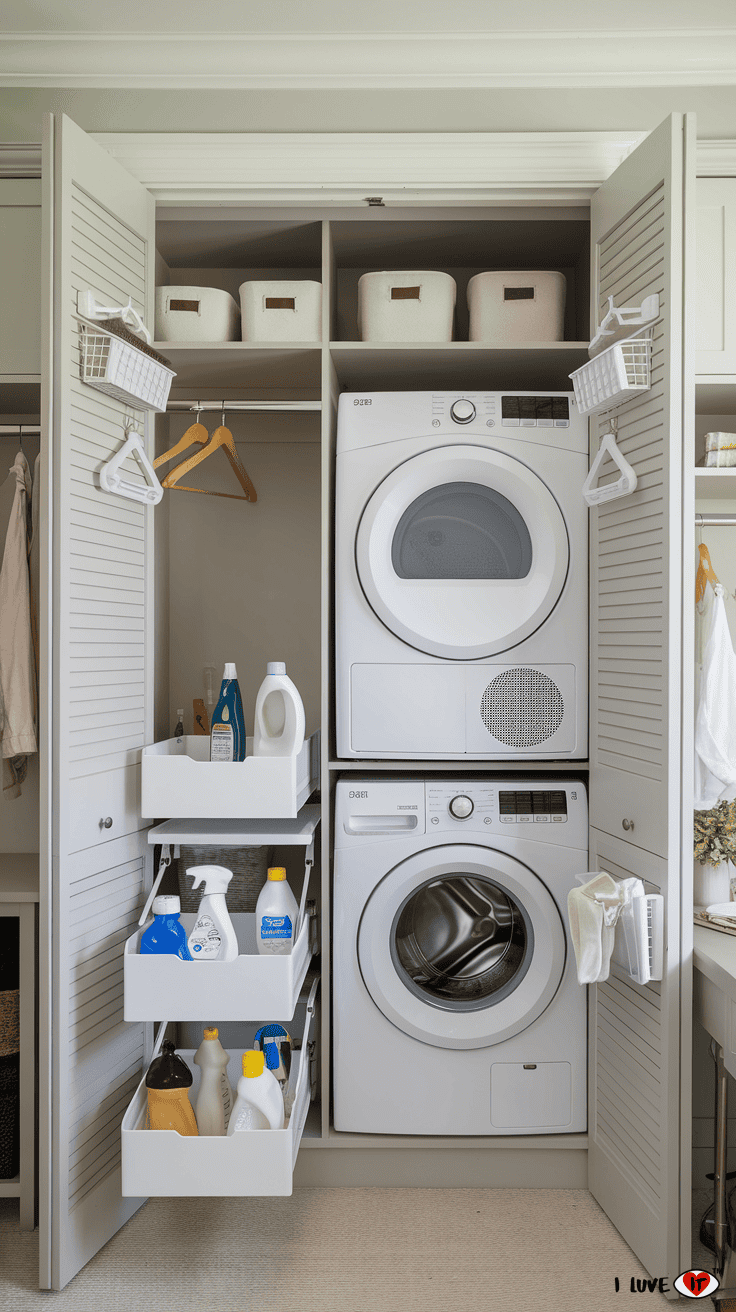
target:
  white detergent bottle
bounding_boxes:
[193,1027,233,1136]
[255,867,299,956]
[253,662,305,757]
[186,866,238,962]
[227,1050,284,1133]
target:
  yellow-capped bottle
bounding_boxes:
[227,1050,284,1133]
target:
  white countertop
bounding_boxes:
[694,923,736,1003]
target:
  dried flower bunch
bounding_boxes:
[694,800,736,867]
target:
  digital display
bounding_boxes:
[499,790,567,816]
[501,396,570,421]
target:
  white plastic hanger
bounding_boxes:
[588,292,660,358]
[582,427,638,507]
[100,425,164,505]
[76,289,152,343]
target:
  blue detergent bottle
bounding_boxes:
[209,662,246,762]
[140,895,192,959]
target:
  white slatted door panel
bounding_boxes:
[587,114,693,1290]
[47,115,155,1291]
[588,830,679,1281]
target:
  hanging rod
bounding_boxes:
[166,401,321,413]
[696,513,736,527]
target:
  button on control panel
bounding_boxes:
[449,795,474,819]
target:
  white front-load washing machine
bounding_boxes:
[333,777,587,1135]
[335,390,588,758]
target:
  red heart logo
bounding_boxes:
[685,1272,710,1295]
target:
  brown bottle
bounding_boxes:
[145,1040,199,1136]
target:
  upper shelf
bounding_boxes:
[158,342,322,394]
[695,379,736,415]
[329,342,590,392]
[695,468,736,501]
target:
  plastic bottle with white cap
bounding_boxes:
[255,867,299,956]
[253,661,305,757]
[186,866,239,962]
[140,895,192,959]
[227,1049,285,1133]
[209,662,246,762]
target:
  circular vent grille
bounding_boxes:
[480,669,564,748]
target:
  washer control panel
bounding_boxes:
[424,781,586,842]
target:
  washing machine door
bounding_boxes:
[357,844,566,1050]
[355,444,569,659]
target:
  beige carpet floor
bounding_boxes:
[0,1188,691,1310]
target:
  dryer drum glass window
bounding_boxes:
[390,873,534,1012]
[391,482,533,580]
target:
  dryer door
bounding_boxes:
[358,844,566,1050]
[355,445,570,659]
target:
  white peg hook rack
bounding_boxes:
[99,425,164,505]
[582,427,638,507]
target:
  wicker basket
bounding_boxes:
[79,323,176,413]
[177,846,274,913]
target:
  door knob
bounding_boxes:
[101,816,113,829]
[622,818,634,832]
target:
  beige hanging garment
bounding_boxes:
[0,452,37,796]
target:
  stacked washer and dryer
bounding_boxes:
[332,391,589,1136]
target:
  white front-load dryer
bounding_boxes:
[333,777,587,1136]
[335,390,588,758]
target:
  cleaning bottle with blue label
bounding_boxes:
[255,867,299,956]
[209,662,246,762]
[140,895,192,959]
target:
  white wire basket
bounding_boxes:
[569,331,652,416]
[79,322,176,413]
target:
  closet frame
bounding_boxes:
[16,110,710,1292]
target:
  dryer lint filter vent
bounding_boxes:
[480,669,564,748]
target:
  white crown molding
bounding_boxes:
[3,135,735,193]
[0,143,41,176]
[93,132,650,206]
[0,29,736,89]
[696,140,736,174]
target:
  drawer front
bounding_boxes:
[68,764,145,853]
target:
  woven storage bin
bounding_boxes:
[239,281,322,342]
[0,989,19,1179]
[177,845,273,913]
[358,271,456,342]
[155,286,240,343]
[467,271,566,343]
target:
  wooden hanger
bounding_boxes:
[153,408,209,470]
[163,410,257,503]
[696,543,720,604]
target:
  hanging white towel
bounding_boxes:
[695,584,736,809]
[568,873,620,984]
[0,452,36,797]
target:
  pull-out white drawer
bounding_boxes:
[122,978,318,1197]
[124,911,314,1022]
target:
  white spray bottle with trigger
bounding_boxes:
[253,662,305,757]
[186,866,238,962]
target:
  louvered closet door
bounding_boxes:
[588,113,695,1285]
[42,115,155,1290]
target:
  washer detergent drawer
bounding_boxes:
[350,663,578,756]
[491,1062,572,1129]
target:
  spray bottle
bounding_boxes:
[186,866,238,962]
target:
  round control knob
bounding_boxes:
[450,399,475,425]
[449,795,474,819]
